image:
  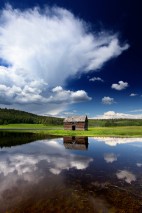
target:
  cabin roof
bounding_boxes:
[64,115,87,123]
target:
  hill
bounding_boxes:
[0,108,63,125]
[89,118,142,127]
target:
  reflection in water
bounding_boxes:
[63,136,88,150]
[0,131,52,148]
[0,137,93,212]
[104,153,118,163]
[0,139,93,178]
[0,134,142,212]
[116,170,136,184]
[93,137,142,146]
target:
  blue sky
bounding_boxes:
[0,0,141,118]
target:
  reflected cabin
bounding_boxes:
[64,115,88,131]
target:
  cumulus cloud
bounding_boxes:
[48,86,92,103]
[116,170,136,184]
[89,77,104,82]
[104,153,118,163]
[0,84,91,105]
[111,81,128,91]
[102,96,115,105]
[94,111,142,119]
[130,93,138,97]
[0,5,129,114]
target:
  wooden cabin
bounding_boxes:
[63,115,88,130]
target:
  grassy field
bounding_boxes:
[1,124,142,137]
[34,126,142,137]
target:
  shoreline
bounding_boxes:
[1,125,142,137]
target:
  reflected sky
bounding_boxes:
[0,135,142,212]
[93,137,142,146]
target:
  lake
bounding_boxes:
[0,132,142,212]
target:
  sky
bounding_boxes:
[0,0,141,118]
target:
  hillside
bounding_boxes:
[89,119,142,127]
[0,108,63,125]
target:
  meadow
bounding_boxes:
[1,124,142,137]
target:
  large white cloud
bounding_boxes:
[49,86,92,103]
[0,5,129,114]
[94,111,142,119]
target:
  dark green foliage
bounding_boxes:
[89,119,142,127]
[0,108,63,125]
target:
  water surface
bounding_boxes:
[0,133,142,212]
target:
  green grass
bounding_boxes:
[1,124,142,137]
[33,126,142,137]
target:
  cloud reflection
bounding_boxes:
[136,163,142,167]
[93,137,142,146]
[116,170,136,184]
[104,153,118,163]
[0,139,93,177]
[0,139,93,197]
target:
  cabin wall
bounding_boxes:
[64,121,88,130]
[76,122,85,130]
[64,122,73,130]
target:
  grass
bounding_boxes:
[1,124,142,137]
[33,126,142,137]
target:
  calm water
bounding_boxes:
[0,133,142,212]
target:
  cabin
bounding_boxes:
[63,136,88,150]
[63,115,88,130]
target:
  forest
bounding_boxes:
[89,118,142,126]
[0,108,63,125]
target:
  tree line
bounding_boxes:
[89,119,142,127]
[0,108,63,125]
